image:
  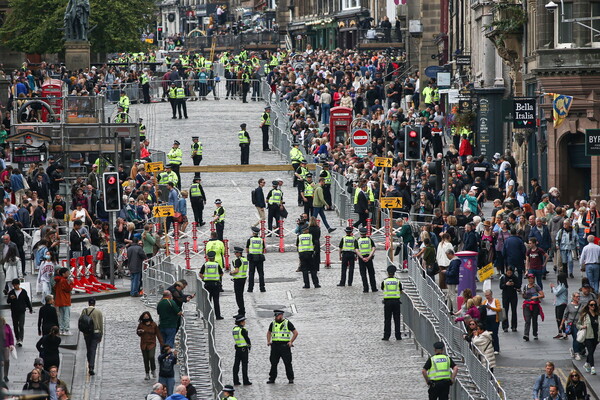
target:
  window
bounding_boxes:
[342,0,360,10]
[592,3,600,46]
[555,2,573,48]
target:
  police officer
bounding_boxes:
[118,90,130,113]
[176,83,188,119]
[241,70,250,103]
[290,142,305,189]
[260,106,272,151]
[191,136,203,175]
[199,251,224,320]
[158,164,179,187]
[114,106,129,123]
[221,384,237,399]
[266,180,283,237]
[297,224,320,289]
[381,265,402,341]
[245,227,266,293]
[141,69,151,104]
[338,226,356,286]
[355,227,378,293]
[212,199,226,241]
[319,163,333,210]
[168,82,178,119]
[294,160,309,206]
[422,342,458,400]
[189,177,206,226]
[139,118,146,142]
[232,315,252,386]
[206,231,226,271]
[231,247,248,316]
[301,173,315,217]
[167,140,183,189]
[238,123,251,165]
[267,309,298,384]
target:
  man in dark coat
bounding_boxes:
[126,238,146,297]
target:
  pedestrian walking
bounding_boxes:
[7,278,33,347]
[45,365,69,399]
[22,368,50,397]
[355,227,378,293]
[561,292,583,360]
[54,267,74,336]
[550,273,569,339]
[36,253,55,301]
[381,265,402,341]
[522,273,545,341]
[312,178,336,233]
[232,315,252,385]
[189,177,206,226]
[36,326,61,371]
[267,309,298,384]
[565,370,587,400]
[353,183,370,228]
[79,298,103,376]
[127,239,146,297]
[499,268,520,332]
[238,123,250,165]
[231,247,248,316]
[260,106,272,151]
[421,341,458,400]
[246,227,266,293]
[167,140,183,189]
[578,299,600,375]
[532,361,565,400]
[200,251,224,320]
[266,180,283,236]
[297,224,320,289]
[157,290,182,348]
[137,311,164,380]
[38,295,59,337]
[212,199,226,241]
[1,316,15,382]
[580,235,600,293]
[158,344,178,396]
[251,178,266,228]
[526,237,548,290]
[319,163,333,210]
[338,226,356,286]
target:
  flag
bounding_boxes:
[551,93,573,128]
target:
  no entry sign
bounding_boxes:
[352,129,370,146]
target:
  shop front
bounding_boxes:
[307,19,337,51]
[337,18,359,50]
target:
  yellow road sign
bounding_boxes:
[153,205,175,217]
[380,197,403,208]
[146,162,164,173]
[477,263,494,282]
[374,157,393,168]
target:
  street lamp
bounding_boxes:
[546,0,600,35]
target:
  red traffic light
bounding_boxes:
[409,130,418,138]
[107,176,116,185]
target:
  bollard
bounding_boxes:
[316,219,321,227]
[224,239,230,271]
[324,235,331,268]
[192,222,198,252]
[279,219,285,253]
[174,223,180,254]
[210,221,215,233]
[155,223,160,233]
[184,242,191,269]
[260,220,267,253]
[384,218,391,250]
[366,218,372,236]
[347,219,354,228]
[203,240,208,261]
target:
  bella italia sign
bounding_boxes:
[513,98,536,129]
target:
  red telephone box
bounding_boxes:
[329,107,353,148]
[41,79,65,122]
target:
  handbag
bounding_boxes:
[499,307,507,321]
[426,262,440,277]
[577,328,586,343]
[564,321,573,335]
[173,212,184,223]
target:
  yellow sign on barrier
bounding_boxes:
[146,162,164,172]
[380,197,403,208]
[374,157,393,168]
[477,262,494,282]
[153,205,175,217]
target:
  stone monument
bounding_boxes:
[64,0,91,71]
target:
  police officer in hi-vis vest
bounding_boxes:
[238,123,251,165]
[212,199,226,241]
[381,265,403,341]
[422,341,458,400]
[167,140,183,189]
[191,136,203,174]
[168,82,178,119]
[189,177,206,226]
[232,315,252,386]
[199,251,224,320]
[297,224,320,289]
[231,247,249,316]
[245,227,266,293]
[260,106,272,151]
[294,160,309,206]
[267,309,298,384]
[338,226,357,286]
[266,180,283,237]
[355,227,378,293]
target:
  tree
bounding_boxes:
[0,0,156,54]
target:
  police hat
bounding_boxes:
[223,385,235,393]
[214,199,222,204]
[344,227,353,233]
[233,246,244,253]
[235,315,246,323]
[173,140,180,145]
[322,163,330,168]
[272,180,279,186]
[193,177,201,183]
[359,227,368,234]
[433,341,445,350]
[251,226,260,233]
[273,309,285,315]
[170,82,176,85]
[207,251,216,258]
[300,160,307,164]
[192,136,199,140]
[306,173,313,178]
[264,106,271,111]
[301,224,309,231]
[387,265,397,274]
[293,142,300,146]
[165,163,172,168]
[240,123,247,129]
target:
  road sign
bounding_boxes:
[153,205,175,217]
[455,55,471,66]
[586,129,600,156]
[477,262,494,282]
[146,162,164,172]
[374,157,393,168]
[380,197,403,208]
[351,129,370,146]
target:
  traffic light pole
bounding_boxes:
[109,211,115,286]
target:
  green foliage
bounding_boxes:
[0,0,156,54]
[452,111,476,129]
[486,4,528,34]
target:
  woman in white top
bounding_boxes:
[70,203,90,225]
[437,233,454,289]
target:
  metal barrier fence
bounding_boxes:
[185,32,282,49]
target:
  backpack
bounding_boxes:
[251,188,257,205]
[78,308,95,335]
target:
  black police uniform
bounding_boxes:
[423,355,456,400]
[338,235,356,286]
[268,316,296,383]
[199,260,224,319]
[381,274,403,340]
[231,255,247,316]
[233,319,251,385]
[190,180,206,225]
[246,234,266,292]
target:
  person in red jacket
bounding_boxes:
[459,134,473,163]
[54,268,74,336]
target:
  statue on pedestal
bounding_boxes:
[64,0,90,41]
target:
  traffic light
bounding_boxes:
[428,159,443,191]
[404,125,422,161]
[103,172,121,212]
[157,26,163,40]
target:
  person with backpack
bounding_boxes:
[556,219,578,278]
[532,361,565,400]
[158,344,178,396]
[78,298,103,376]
